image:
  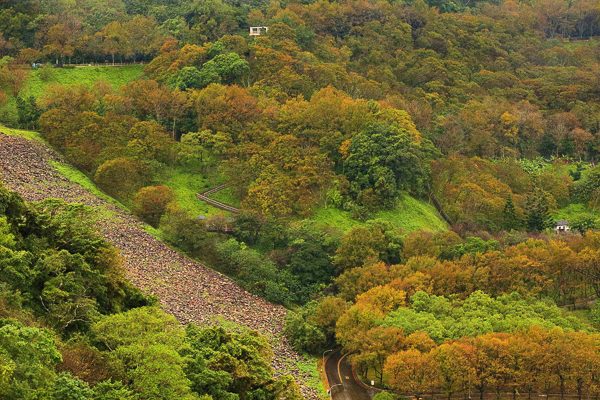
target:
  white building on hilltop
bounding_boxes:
[250,26,268,36]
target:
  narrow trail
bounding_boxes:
[0,133,319,399]
[196,183,241,214]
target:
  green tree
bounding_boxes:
[344,122,436,208]
[16,95,40,130]
[175,66,203,90]
[289,242,334,285]
[52,373,94,400]
[98,21,132,65]
[525,188,554,232]
[570,214,599,235]
[91,307,195,400]
[159,206,209,257]
[0,320,62,400]
[94,158,152,200]
[574,166,600,204]
[501,194,521,231]
[92,381,135,400]
[198,53,250,87]
[284,302,327,353]
[373,392,401,400]
[183,324,281,399]
[334,220,403,270]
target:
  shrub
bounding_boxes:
[132,186,176,227]
[94,158,151,200]
[159,206,210,257]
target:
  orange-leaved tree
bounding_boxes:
[132,186,176,227]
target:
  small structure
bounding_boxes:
[556,220,570,234]
[250,26,268,36]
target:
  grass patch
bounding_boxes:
[209,186,242,208]
[24,65,144,97]
[554,203,590,221]
[156,168,232,218]
[1,125,44,142]
[312,195,447,233]
[357,368,391,390]
[49,161,117,204]
[294,355,327,399]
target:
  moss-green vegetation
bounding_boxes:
[24,65,144,97]
[1,125,43,141]
[294,355,327,398]
[156,168,231,218]
[49,161,119,205]
[312,195,447,233]
[554,203,590,222]
[209,186,242,208]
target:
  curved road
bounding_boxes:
[325,350,377,400]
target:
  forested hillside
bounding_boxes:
[2,0,600,398]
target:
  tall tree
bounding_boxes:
[525,188,554,232]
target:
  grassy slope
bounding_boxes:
[156,168,233,218]
[313,195,447,233]
[210,186,243,208]
[0,66,143,126]
[24,65,144,97]
[200,183,446,233]
[555,203,589,221]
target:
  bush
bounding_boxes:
[132,186,176,227]
[159,206,210,258]
[590,303,600,325]
[283,302,327,353]
[574,166,600,204]
[373,392,402,400]
[94,158,152,200]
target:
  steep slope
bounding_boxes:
[0,130,320,399]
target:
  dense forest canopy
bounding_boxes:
[4,0,600,398]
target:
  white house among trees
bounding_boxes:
[555,220,570,233]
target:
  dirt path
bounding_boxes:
[0,133,319,399]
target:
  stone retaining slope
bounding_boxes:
[0,133,319,399]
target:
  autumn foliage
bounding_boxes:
[132,186,176,227]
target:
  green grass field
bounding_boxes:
[312,195,447,233]
[210,186,242,208]
[0,125,44,141]
[554,203,591,221]
[24,65,144,97]
[155,168,233,218]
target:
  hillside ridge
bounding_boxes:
[0,131,320,399]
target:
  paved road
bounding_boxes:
[325,350,377,400]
